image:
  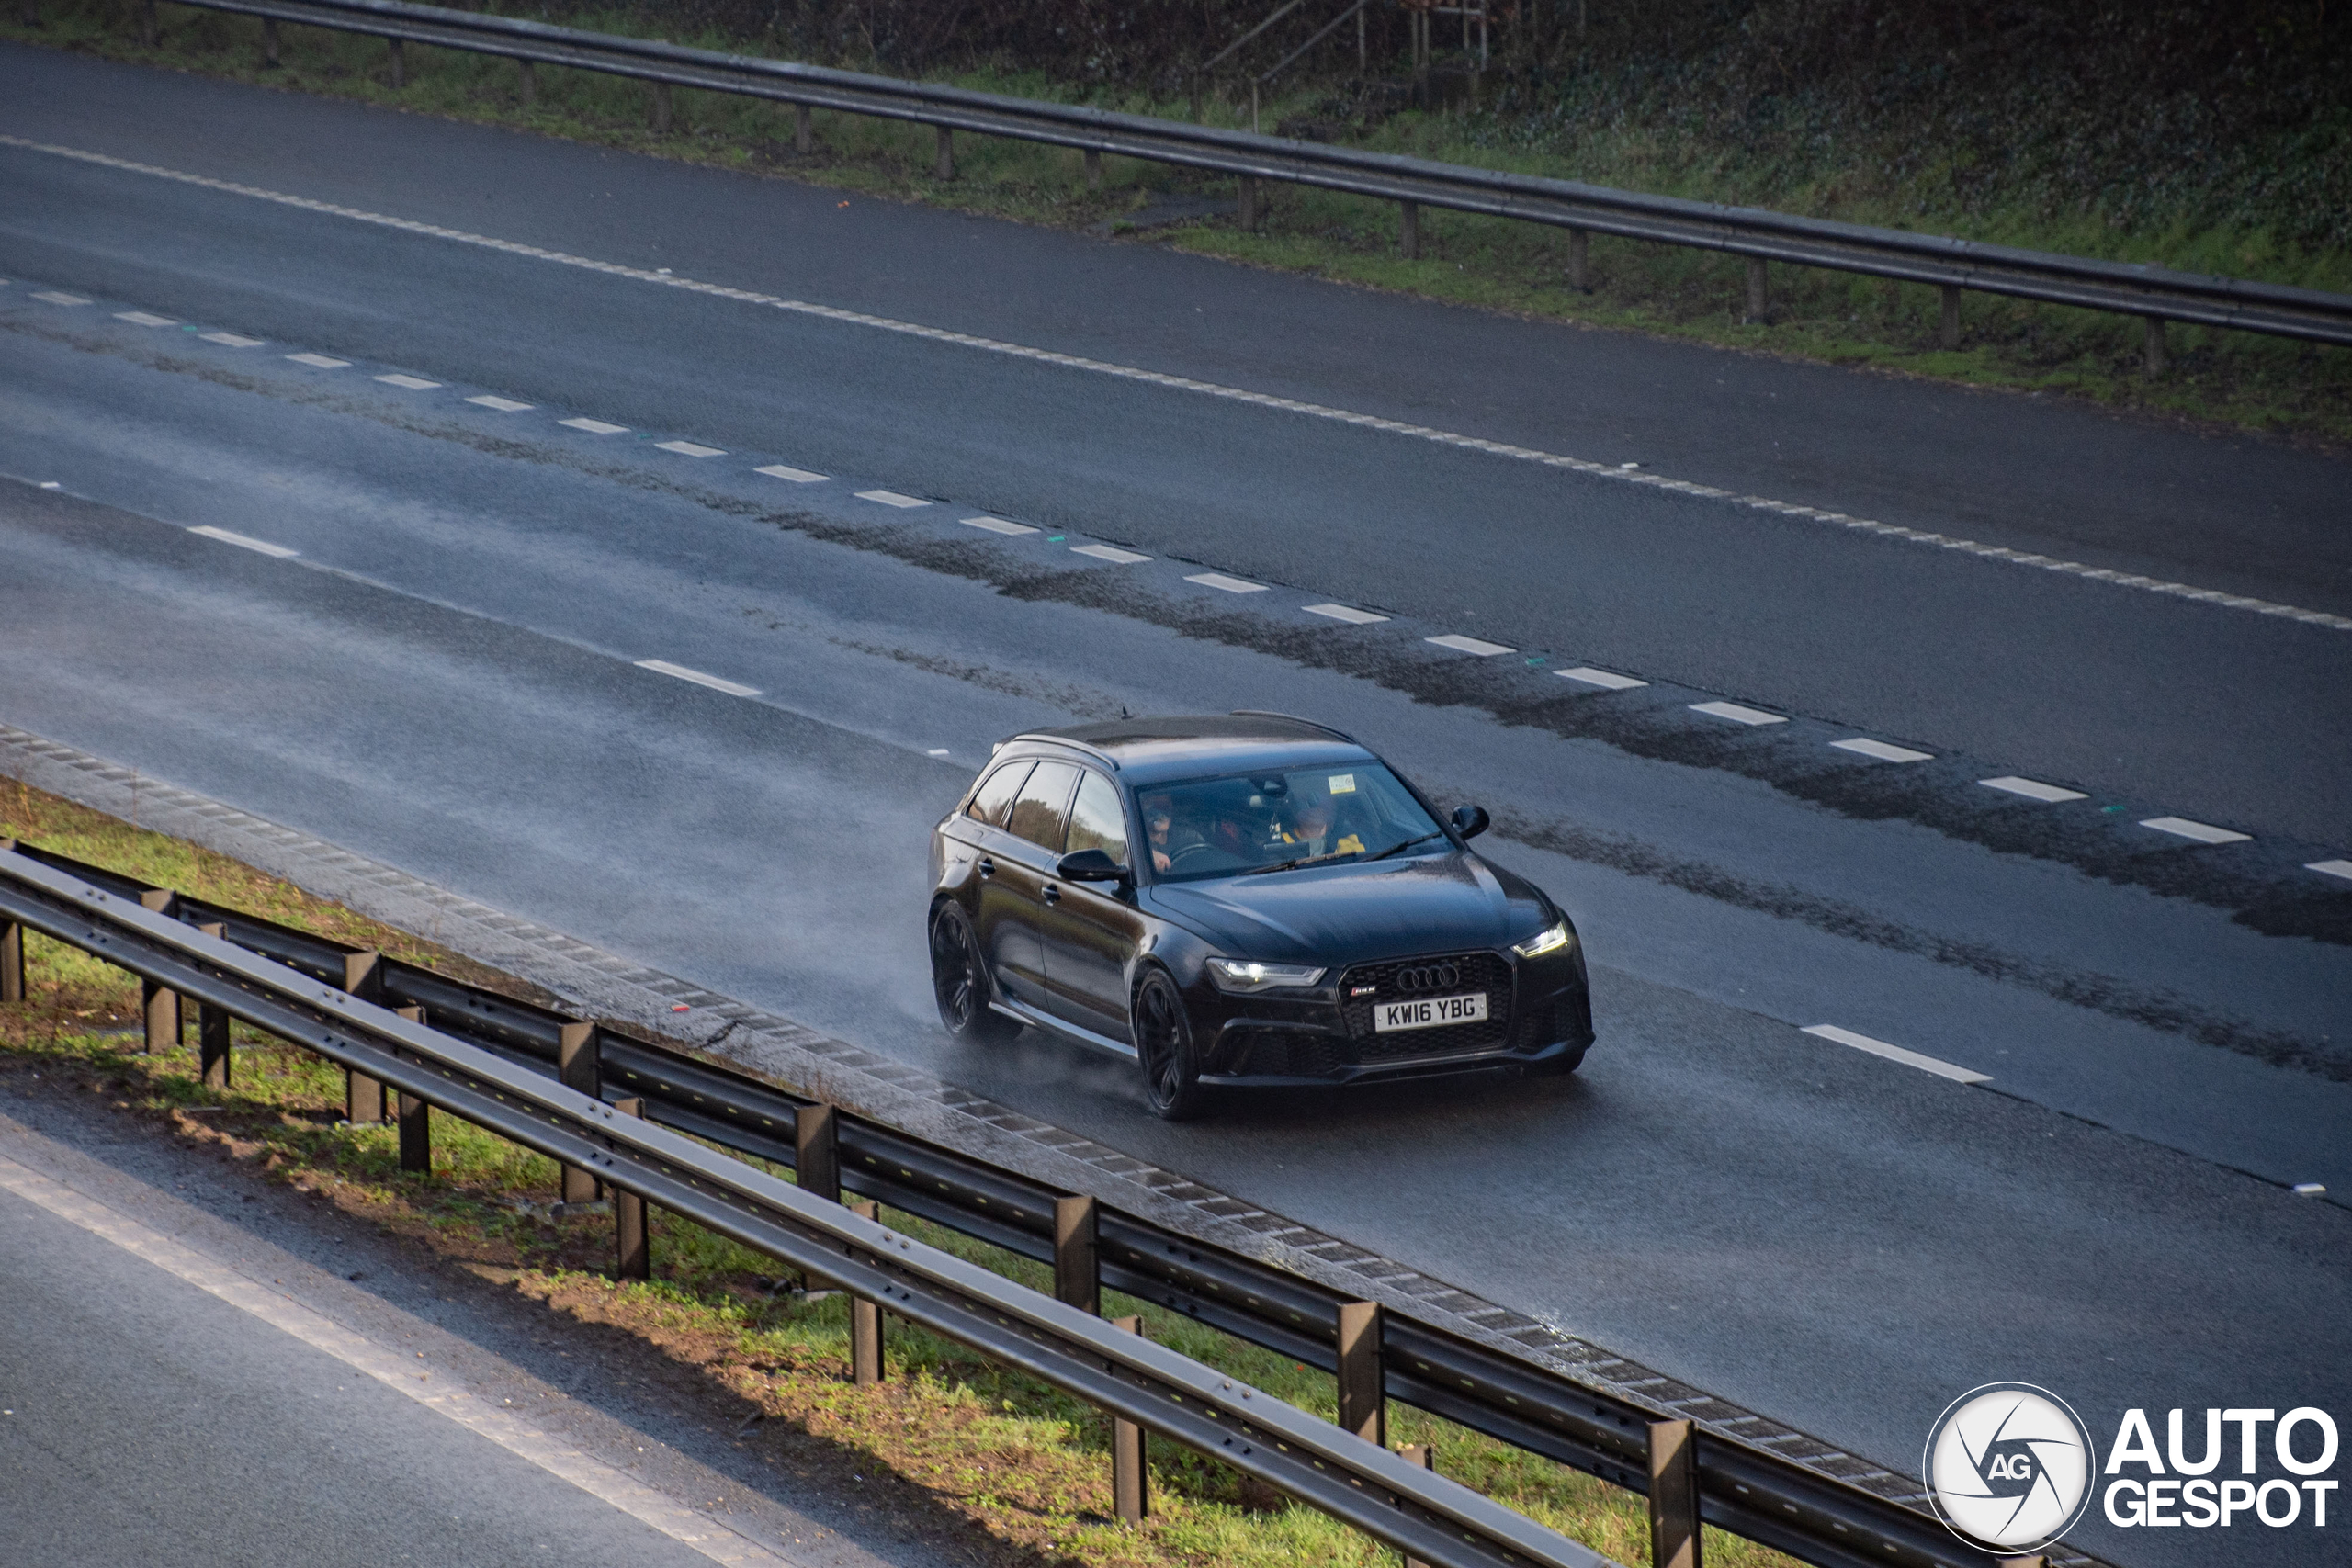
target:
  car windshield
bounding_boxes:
[1136,763,1442,882]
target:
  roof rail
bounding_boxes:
[1228,710,1359,745]
[1008,732,1122,771]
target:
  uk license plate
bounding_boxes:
[1372,992,1488,1033]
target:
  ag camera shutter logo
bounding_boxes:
[1924,1382,2097,1552]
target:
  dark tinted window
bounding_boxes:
[965,761,1033,828]
[1065,772,1130,867]
[1137,763,1440,881]
[1004,761,1080,850]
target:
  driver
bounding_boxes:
[1143,795,1207,873]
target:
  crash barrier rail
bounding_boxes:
[126,0,2352,366]
[0,837,2041,1568]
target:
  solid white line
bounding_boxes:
[188,525,299,558]
[655,440,726,457]
[115,310,176,326]
[286,352,349,368]
[1802,1024,1991,1085]
[1071,543,1149,563]
[854,489,930,508]
[466,394,533,412]
[1303,603,1387,625]
[2140,816,2251,845]
[1186,571,1268,593]
[375,373,441,389]
[560,418,630,434]
[201,331,265,347]
[17,133,2334,634]
[1427,633,1513,656]
[1979,775,2088,803]
[960,515,1037,536]
[755,464,827,484]
[1556,666,1646,691]
[0,1156,797,1567]
[633,660,761,698]
[1690,700,1786,726]
[1830,737,1934,762]
[31,289,89,305]
[2306,860,2352,883]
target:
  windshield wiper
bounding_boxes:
[1365,831,1446,863]
[1241,848,1356,876]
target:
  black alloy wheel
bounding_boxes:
[1133,970,1207,1121]
[931,904,1017,1043]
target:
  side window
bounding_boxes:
[965,761,1034,828]
[1065,772,1131,868]
[1004,761,1080,852]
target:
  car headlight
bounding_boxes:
[1511,920,1571,959]
[1206,959,1328,993]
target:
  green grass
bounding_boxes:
[7,1,2346,444]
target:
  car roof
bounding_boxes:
[1003,715,1377,785]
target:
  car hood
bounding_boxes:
[1148,850,1545,964]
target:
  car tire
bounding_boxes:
[1133,969,1209,1122]
[931,904,1018,1043]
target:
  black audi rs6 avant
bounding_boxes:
[926,713,1593,1118]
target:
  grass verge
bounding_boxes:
[6,2,2347,446]
[0,775,1799,1567]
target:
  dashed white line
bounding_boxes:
[1556,666,1646,691]
[2295,1182,2330,1197]
[375,373,440,389]
[1071,543,1150,564]
[201,331,265,347]
[855,489,930,509]
[961,515,1038,536]
[560,418,630,434]
[1830,738,1934,762]
[632,660,761,698]
[114,310,175,326]
[1690,700,1786,726]
[926,748,951,756]
[1303,603,1387,625]
[1427,633,1513,656]
[2141,816,2252,846]
[31,290,89,306]
[655,440,726,457]
[1186,572,1268,593]
[286,352,349,369]
[1803,1024,1991,1085]
[755,464,829,484]
[2307,860,2352,884]
[1979,776,2088,803]
[466,394,533,412]
[188,525,299,558]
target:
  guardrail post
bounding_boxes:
[343,951,387,1122]
[1238,175,1261,232]
[651,81,673,134]
[1336,1300,1384,1445]
[1054,1194,1099,1314]
[395,1004,430,1173]
[1399,1442,1437,1568]
[1939,284,1962,349]
[1399,200,1419,260]
[1111,1314,1148,1522]
[1744,257,1769,324]
[2143,316,2166,376]
[0,841,23,1006]
[848,1198,885,1384]
[262,17,279,68]
[1996,1558,2047,1568]
[195,923,232,1089]
[794,1102,839,1201]
[1566,228,1589,291]
[933,125,954,181]
[138,890,178,1054]
[1648,1418,1701,1568]
[1084,148,1102,191]
[387,37,405,90]
[614,1096,650,1280]
[559,1021,601,1203]
[794,103,812,153]
[518,59,535,105]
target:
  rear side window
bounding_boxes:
[1065,772,1131,868]
[965,761,1033,828]
[1004,761,1080,850]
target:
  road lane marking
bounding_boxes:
[1071,543,1149,563]
[2307,860,2352,883]
[114,310,175,325]
[466,394,533,412]
[656,440,726,457]
[31,290,89,305]
[961,515,1037,536]
[201,331,265,346]
[0,1156,799,1568]
[2141,816,2251,845]
[375,373,440,389]
[1304,603,1387,625]
[286,352,349,368]
[560,417,630,434]
[756,464,827,483]
[187,525,300,558]
[855,489,930,508]
[1690,701,1786,726]
[927,748,951,756]
[1426,633,1513,655]
[633,660,761,697]
[1979,776,2088,803]
[1186,572,1268,593]
[2295,1182,2329,1196]
[1802,1024,1991,1084]
[1831,738,1933,762]
[1556,666,1645,690]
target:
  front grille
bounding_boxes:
[1338,950,1514,1061]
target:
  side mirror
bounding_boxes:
[1451,804,1490,840]
[1056,848,1129,883]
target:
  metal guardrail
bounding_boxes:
[130,0,2352,354]
[0,837,2031,1568]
